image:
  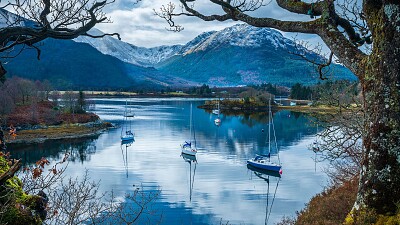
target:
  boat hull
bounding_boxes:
[212,109,220,115]
[246,164,281,177]
[181,152,197,162]
[181,146,197,156]
[247,159,281,172]
[121,135,134,142]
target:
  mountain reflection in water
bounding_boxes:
[10,98,326,225]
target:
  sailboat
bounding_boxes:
[212,99,220,115]
[247,164,281,225]
[247,97,282,173]
[181,103,198,156]
[311,124,320,152]
[181,153,197,201]
[121,100,135,141]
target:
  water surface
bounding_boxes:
[11,98,327,225]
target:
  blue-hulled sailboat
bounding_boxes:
[247,97,282,173]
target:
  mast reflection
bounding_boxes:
[181,153,197,202]
[247,164,281,225]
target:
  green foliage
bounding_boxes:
[290,83,312,100]
[77,91,87,114]
[188,84,212,96]
[314,80,360,107]
[344,204,400,225]
[290,80,359,103]
[0,156,44,225]
[248,82,285,95]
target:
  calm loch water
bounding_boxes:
[11,98,327,225]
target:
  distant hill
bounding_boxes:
[77,24,356,87]
[0,10,195,89]
[3,38,196,89]
[156,24,356,86]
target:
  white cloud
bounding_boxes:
[97,0,326,52]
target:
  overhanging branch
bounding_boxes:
[157,0,368,79]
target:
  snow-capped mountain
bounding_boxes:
[179,24,297,54]
[74,24,316,68]
[156,24,354,86]
[1,7,355,89]
[74,28,183,67]
[0,8,36,28]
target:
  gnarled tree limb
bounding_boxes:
[158,0,368,79]
[0,0,119,77]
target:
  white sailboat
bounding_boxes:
[212,99,220,115]
[121,100,135,142]
[312,124,320,152]
[181,103,197,156]
[247,97,282,173]
[213,99,221,125]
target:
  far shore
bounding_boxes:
[64,91,210,98]
[276,105,339,114]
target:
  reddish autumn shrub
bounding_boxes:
[295,178,358,225]
[6,101,98,127]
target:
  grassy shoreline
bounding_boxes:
[7,121,112,145]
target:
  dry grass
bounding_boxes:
[7,123,110,144]
[277,105,339,114]
[291,179,358,225]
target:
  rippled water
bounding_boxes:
[11,98,327,225]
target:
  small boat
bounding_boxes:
[312,141,320,152]
[247,155,282,173]
[247,97,282,173]
[121,100,135,141]
[212,99,220,115]
[182,152,197,162]
[121,130,134,142]
[247,164,281,178]
[181,141,197,156]
[311,124,321,152]
[214,99,222,125]
[181,103,197,156]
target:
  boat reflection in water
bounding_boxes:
[247,164,281,225]
[181,153,197,202]
[121,139,134,178]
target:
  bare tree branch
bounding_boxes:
[156,0,369,78]
[0,0,119,78]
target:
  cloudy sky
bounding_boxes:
[96,0,328,53]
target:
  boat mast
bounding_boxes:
[190,103,192,143]
[217,99,220,118]
[128,100,132,131]
[268,97,271,162]
[121,100,128,136]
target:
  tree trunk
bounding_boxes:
[357,4,400,213]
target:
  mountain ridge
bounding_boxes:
[1,9,356,89]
